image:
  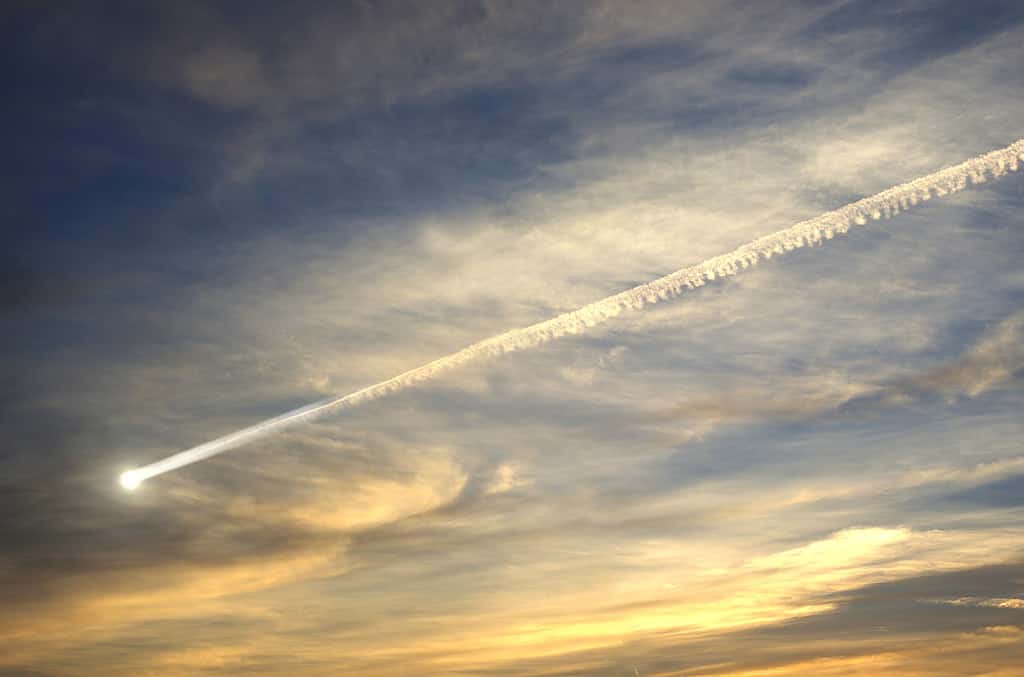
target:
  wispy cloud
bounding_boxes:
[925,597,1024,609]
[5,1,1024,675]
[659,309,1024,426]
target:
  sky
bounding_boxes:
[2,1,1024,675]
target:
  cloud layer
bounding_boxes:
[3,1,1024,674]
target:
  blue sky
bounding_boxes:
[3,2,1024,675]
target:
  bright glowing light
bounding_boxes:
[120,470,142,491]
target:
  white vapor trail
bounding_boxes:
[122,139,1024,487]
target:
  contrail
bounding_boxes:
[120,139,1024,489]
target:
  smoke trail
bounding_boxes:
[122,139,1024,487]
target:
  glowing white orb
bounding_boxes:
[120,470,142,491]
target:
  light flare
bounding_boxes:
[119,470,142,491]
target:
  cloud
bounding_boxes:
[912,312,1024,396]
[0,408,468,668]
[926,597,1024,609]
[657,309,1024,427]
[429,562,1024,676]
[484,462,529,495]
[5,1,1024,675]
